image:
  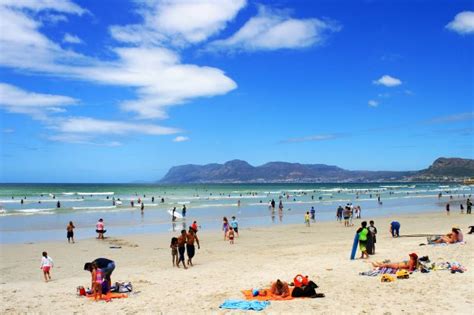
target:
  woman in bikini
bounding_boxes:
[371,253,418,271]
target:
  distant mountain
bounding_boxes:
[416,157,474,178]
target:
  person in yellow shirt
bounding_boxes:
[304,211,310,227]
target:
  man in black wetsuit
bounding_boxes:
[84,258,116,287]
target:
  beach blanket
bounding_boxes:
[86,292,128,301]
[242,288,294,301]
[220,300,270,311]
[359,267,397,277]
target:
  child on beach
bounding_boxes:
[177,230,187,269]
[305,211,310,227]
[40,251,53,282]
[67,221,75,243]
[91,263,104,301]
[170,237,178,267]
[230,216,239,237]
[228,227,235,244]
[222,217,229,240]
[357,221,369,259]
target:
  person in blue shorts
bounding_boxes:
[390,221,400,237]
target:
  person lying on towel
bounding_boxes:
[371,253,418,272]
[431,227,463,244]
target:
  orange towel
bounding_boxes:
[86,292,128,300]
[242,288,294,301]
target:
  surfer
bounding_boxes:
[172,207,177,222]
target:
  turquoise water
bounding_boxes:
[0,183,472,243]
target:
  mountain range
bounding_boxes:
[159,157,474,184]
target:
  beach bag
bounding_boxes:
[76,286,86,296]
[118,282,133,293]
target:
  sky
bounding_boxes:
[0,0,473,183]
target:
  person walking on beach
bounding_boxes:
[230,216,239,237]
[343,206,351,227]
[466,198,471,214]
[40,251,54,282]
[96,218,105,239]
[67,221,75,243]
[390,221,400,237]
[305,211,310,227]
[446,203,450,215]
[191,221,198,233]
[228,227,235,244]
[177,230,187,269]
[310,206,316,222]
[337,206,343,222]
[182,204,187,217]
[186,228,200,267]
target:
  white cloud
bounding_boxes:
[173,136,189,142]
[110,0,247,46]
[368,100,379,107]
[208,6,341,52]
[1,0,87,15]
[3,128,14,133]
[63,33,83,44]
[55,117,180,135]
[446,11,474,35]
[0,2,237,120]
[426,112,474,124]
[373,75,402,87]
[0,83,78,118]
[48,134,122,147]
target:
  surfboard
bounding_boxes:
[167,209,183,219]
[350,232,359,260]
[115,201,122,205]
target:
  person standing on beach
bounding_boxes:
[172,207,177,222]
[230,216,239,237]
[368,220,377,254]
[96,218,105,239]
[271,199,276,209]
[67,221,75,243]
[222,217,229,240]
[357,221,369,259]
[310,206,316,222]
[170,237,179,267]
[141,202,144,213]
[460,203,464,214]
[446,203,450,215]
[305,211,310,227]
[337,206,343,222]
[343,206,351,227]
[467,198,472,214]
[279,200,284,212]
[177,230,187,269]
[191,221,198,233]
[182,204,187,217]
[40,251,54,282]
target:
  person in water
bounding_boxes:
[182,204,186,217]
[371,253,418,271]
[270,279,290,298]
[357,221,369,259]
[67,221,75,243]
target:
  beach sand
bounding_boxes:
[1,212,473,314]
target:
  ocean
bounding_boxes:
[0,183,472,243]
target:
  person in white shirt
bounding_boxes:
[40,251,54,282]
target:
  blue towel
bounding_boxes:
[219,300,270,311]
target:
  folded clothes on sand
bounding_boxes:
[242,289,294,301]
[220,300,270,311]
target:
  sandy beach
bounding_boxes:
[1,211,473,314]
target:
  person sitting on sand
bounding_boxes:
[433,227,463,244]
[371,253,418,271]
[186,228,200,267]
[270,279,290,298]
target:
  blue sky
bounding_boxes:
[0,0,473,183]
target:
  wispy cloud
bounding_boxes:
[3,128,14,133]
[0,83,78,119]
[425,112,474,124]
[368,100,379,107]
[207,5,341,52]
[48,134,122,147]
[173,136,189,142]
[281,134,339,143]
[446,11,474,35]
[373,75,402,87]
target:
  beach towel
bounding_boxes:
[220,300,270,311]
[86,292,128,301]
[359,267,397,277]
[242,288,294,301]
